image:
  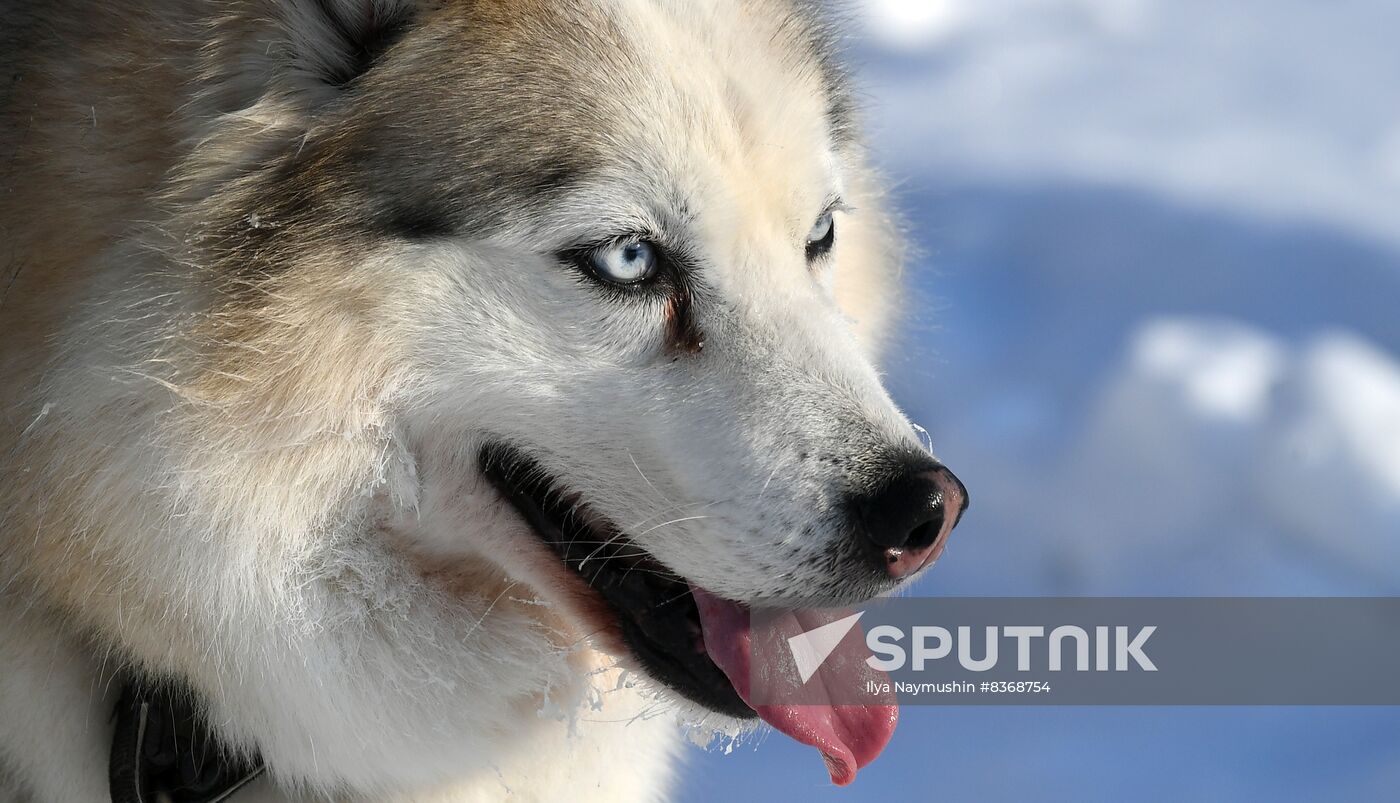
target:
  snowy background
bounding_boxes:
[682,0,1400,799]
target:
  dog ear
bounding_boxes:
[288,0,417,89]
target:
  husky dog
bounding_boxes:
[0,1,966,800]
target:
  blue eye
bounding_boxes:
[589,239,658,285]
[806,211,835,260]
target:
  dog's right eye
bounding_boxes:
[584,239,659,286]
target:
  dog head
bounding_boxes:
[181,0,968,720]
[5,0,971,790]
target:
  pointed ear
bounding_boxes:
[287,0,417,89]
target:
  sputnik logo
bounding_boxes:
[787,612,865,684]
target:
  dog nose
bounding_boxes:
[854,460,969,579]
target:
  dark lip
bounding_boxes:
[478,443,756,720]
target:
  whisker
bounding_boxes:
[633,514,710,539]
[756,465,780,502]
[627,448,674,506]
[655,587,695,608]
[623,498,722,531]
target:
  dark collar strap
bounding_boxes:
[109,675,265,803]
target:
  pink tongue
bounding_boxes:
[691,588,898,786]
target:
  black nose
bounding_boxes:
[853,459,968,579]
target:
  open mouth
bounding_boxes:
[478,443,755,720]
[478,442,903,786]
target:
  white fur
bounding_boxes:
[0,1,922,800]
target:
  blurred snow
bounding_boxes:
[1259,333,1400,572]
[858,0,1400,250]
[1055,320,1400,592]
[861,0,967,48]
[1133,319,1286,423]
[891,313,1400,599]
